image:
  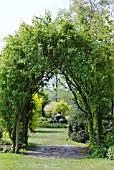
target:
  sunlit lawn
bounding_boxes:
[28,128,86,146]
[0,153,114,170]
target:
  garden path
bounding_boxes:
[24,145,90,158]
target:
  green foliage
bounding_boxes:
[68,107,89,143]
[38,121,67,128]
[53,100,71,116]
[91,145,107,158]
[32,93,43,116]
[107,145,114,160]
[63,0,114,148]
[29,94,42,132]
[0,132,12,145]
[90,128,114,158]
[29,92,49,131]
[0,1,113,152]
[104,129,114,148]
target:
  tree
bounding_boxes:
[0,11,55,152]
[53,100,71,116]
[39,91,49,117]
[0,7,113,153]
[58,0,114,146]
[69,0,114,21]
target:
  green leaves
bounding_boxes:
[0,5,113,151]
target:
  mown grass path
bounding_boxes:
[25,128,90,158]
[28,128,87,146]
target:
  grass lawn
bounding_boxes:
[28,128,86,146]
[0,128,114,170]
[0,153,114,170]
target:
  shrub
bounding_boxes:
[0,131,12,145]
[104,131,114,148]
[68,109,89,143]
[53,100,71,116]
[0,118,5,141]
[90,130,114,158]
[103,118,114,148]
[70,130,89,143]
[29,94,43,132]
[91,145,107,158]
[38,121,67,128]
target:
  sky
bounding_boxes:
[0,0,69,51]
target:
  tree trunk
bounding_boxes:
[88,112,94,143]
[15,112,21,153]
[11,126,16,153]
[55,74,58,102]
[112,98,114,116]
[20,101,30,147]
[42,104,45,117]
[24,115,29,146]
[96,111,103,147]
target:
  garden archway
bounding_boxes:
[0,14,113,153]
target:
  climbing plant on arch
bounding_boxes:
[0,12,113,153]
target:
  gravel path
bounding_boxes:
[24,145,90,158]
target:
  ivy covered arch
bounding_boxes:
[0,12,113,153]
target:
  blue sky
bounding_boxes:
[0,0,69,51]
